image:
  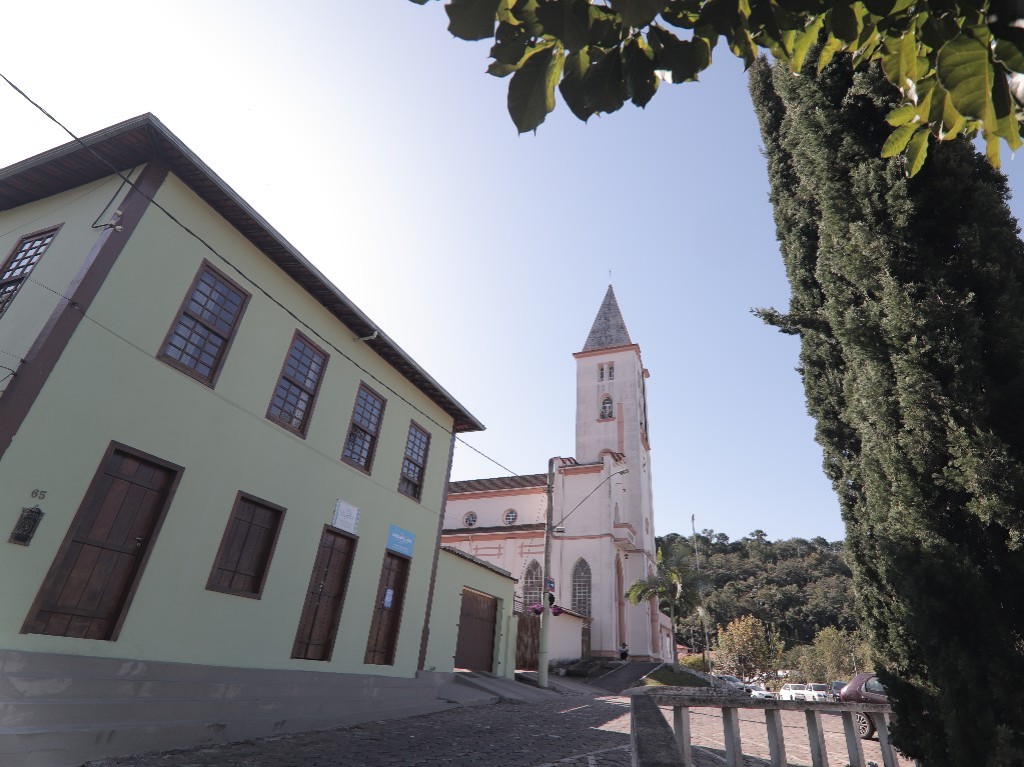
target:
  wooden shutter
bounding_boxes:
[206,493,284,598]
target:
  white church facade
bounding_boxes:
[442,287,673,663]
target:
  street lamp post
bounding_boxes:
[537,460,629,689]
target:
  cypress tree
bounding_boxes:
[750,54,1024,765]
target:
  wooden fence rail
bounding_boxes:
[630,688,909,767]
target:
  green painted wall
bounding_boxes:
[0,173,137,396]
[0,170,459,679]
[425,550,516,678]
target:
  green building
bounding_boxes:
[0,115,514,766]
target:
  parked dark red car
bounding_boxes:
[840,672,889,738]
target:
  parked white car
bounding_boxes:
[778,683,807,701]
[749,683,777,699]
[804,683,830,701]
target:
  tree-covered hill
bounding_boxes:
[659,530,855,649]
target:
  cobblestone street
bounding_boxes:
[80,689,913,767]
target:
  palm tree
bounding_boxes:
[626,541,701,672]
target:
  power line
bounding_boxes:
[1,72,533,488]
[23,275,453,508]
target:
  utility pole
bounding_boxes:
[691,514,712,673]
[537,457,556,689]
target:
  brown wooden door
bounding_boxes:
[291,527,355,661]
[23,446,180,640]
[364,552,409,665]
[516,611,539,670]
[454,589,497,671]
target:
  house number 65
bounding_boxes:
[31,489,47,500]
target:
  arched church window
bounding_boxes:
[462,511,477,527]
[503,509,518,525]
[600,396,614,419]
[523,560,542,606]
[572,559,592,616]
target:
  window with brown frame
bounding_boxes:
[0,228,58,320]
[159,262,250,386]
[266,331,328,436]
[206,493,285,599]
[341,383,386,472]
[397,421,430,500]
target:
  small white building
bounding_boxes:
[442,287,673,663]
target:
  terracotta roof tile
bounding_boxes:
[448,474,547,494]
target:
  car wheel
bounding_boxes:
[855,712,876,739]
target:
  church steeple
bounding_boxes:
[582,285,631,352]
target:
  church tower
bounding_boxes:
[573,286,655,558]
[441,285,670,665]
[565,285,663,660]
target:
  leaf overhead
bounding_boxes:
[623,35,660,105]
[508,44,565,132]
[583,46,629,113]
[610,0,665,28]
[649,25,711,82]
[445,0,502,40]
[559,48,596,120]
[535,0,591,51]
[420,0,1024,170]
[936,33,995,123]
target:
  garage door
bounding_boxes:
[454,588,497,671]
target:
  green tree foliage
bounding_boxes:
[714,614,782,680]
[662,531,855,648]
[626,540,701,670]
[750,51,1024,766]
[412,0,1024,172]
[788,626,869,683]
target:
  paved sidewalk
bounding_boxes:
[79,687,914,767]
[81,694,636,767]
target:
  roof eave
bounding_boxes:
[0,114,484,433]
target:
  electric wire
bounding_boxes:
[0,72,455,435]
[23,275,455,507]
[0,174,120,242]
[1,72,532,484]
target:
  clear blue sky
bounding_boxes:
[4,1,1022,543]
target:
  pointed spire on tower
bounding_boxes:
[582,285,632,352]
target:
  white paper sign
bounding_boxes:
[332,499,360,534]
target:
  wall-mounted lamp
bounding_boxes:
[9,505,44,545]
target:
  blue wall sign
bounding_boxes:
[387,524,415,557]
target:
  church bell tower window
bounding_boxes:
[607,362,614,380]
[600,396,613,419]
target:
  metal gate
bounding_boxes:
[454,589,497,671]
